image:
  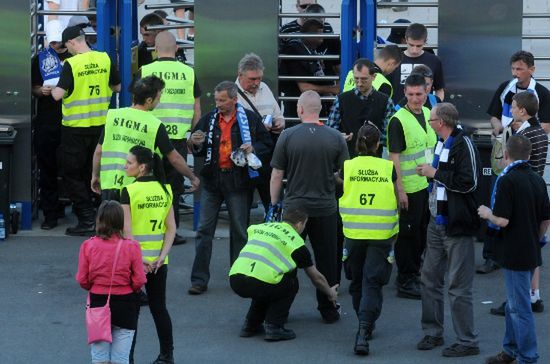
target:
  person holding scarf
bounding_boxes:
[31,20,70,230]
[479,135,550,364]
[187,81,273,295]
[415,103,481,358]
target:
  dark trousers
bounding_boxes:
[301,212,339,312]
[60,127,100,219]
[191,177,252,287]
[163,139,187,228]
[130,265,173,361]
[35,124,61,222]
[346,238,394,323]
[395,188,429,284]
[230,273,299,326]
[481,174,498,261]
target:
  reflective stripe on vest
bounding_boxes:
[126,181,173,264]
[388,107,437,193]
[339,156,399,240]
[229,222,305,284]
[141,61,195,139]
[62,51,112,127]
[100,108,161,190]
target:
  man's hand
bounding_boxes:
[416,163,436,179]
[327,284,339,306]
[341,132,353,141]
[189,130,206,145]
[149,257,165,274]
[477,205,492,220]
[271,119,285,134]
[41,86,52,96]
[143,262,153,274]
[240,143,254,154]
[398,189,408,210]
[91,176,101,194]
[186,175,200,193]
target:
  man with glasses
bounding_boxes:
[389,23,445,103]
[328,58,395,158]
[415,103,481,358]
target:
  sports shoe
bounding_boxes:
[532,299,544,313]
[442,343,480,357]
[485,351,517,364]
[416,335,444,350]
[264,323,296,341]
[188,285,208,295]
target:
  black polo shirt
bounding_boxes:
[493,163,550,270]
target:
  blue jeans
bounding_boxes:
[503,269,538,363]
[90,326,134,364]
[191,182,251,287]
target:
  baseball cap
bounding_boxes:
[61,25,85,47]
[45,19,63,43]
[68,15,94,33]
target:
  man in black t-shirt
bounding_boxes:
[479,51,550,275]
[388,23,445,103]
[479,135,550,364]
[279,18,340,119]
[271,91,349,323]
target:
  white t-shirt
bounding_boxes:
[45,0,80,29]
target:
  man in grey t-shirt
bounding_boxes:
[271,90,349,323]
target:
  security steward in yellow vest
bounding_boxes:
[136,31,201,245]
[90,75,199,203]
[342,45,402,97]
[338,123,399,356]
[229,208,338,342]
[120,145,177,364]
[387,74,437,299]
[52,25,121,236]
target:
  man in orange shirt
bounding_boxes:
[187,81,273,295]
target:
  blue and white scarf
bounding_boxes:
[428,135,455,225]
[38,47,63,85]
[204,103,259,179]
[500,78,538,128]
[487,159,529,231]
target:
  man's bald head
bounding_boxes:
[297,90,322,117]
[155,31,177,56]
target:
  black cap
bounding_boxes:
[61,25,85,47]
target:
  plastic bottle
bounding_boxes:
[0,213,5,240]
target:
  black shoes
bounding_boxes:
[172,233,187,246]
[151,352,174,364]
[188,285,208,295]
[476,259,500,274]
[532,299,544,312]
[397,278,421,300]
[320,308,340,323]
[264,323,296,341]
[490,300,544,316]
[239,319,264,337]
[485,351,517,364]
[65,221,95,236]
[354,322,372,356]
[417,335,444,350]
[41,220,57,230]
[442,343,480,357]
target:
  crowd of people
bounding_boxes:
[31,1,550,364]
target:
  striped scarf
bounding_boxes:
[428,135,455,225]
[500,78,538,128]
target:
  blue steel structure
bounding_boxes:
[340,0,376,90]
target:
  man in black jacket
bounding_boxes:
[186,81,273,295]
[415,103,481,358]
